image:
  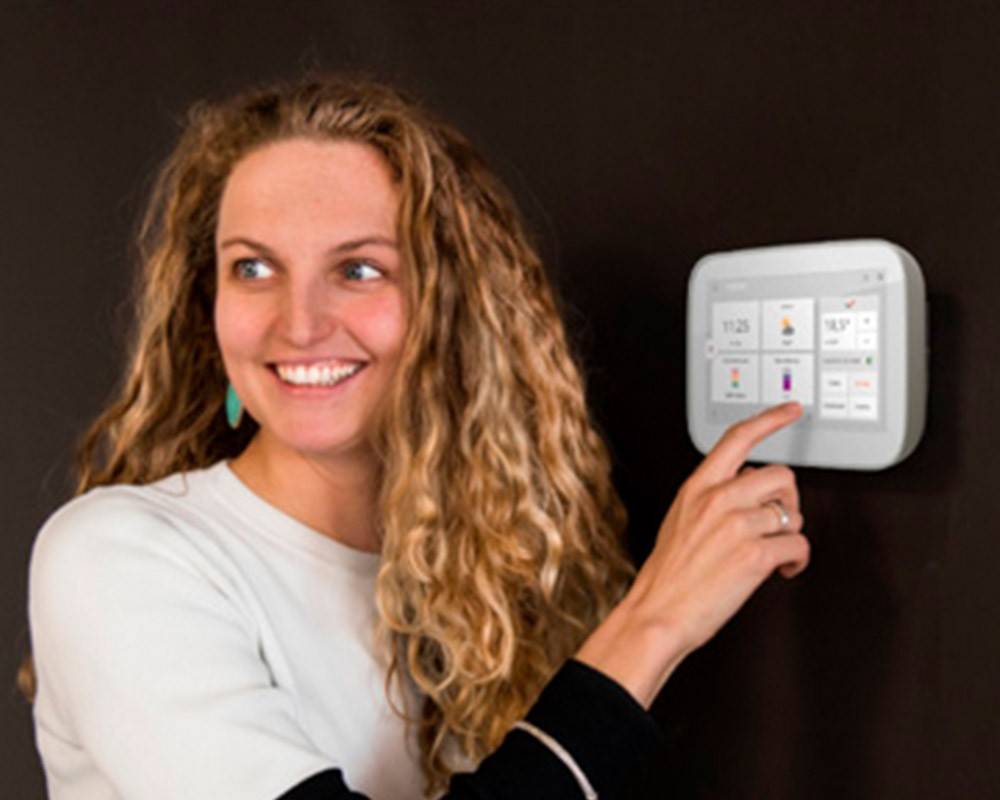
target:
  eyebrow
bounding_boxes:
[218,235,398,254]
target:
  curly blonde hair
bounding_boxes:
[20,74,635,796]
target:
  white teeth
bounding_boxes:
[275,362,364,387]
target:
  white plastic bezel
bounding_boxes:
[686,239,927,470]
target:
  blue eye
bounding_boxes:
[233,258,274,280]
[344,261,382,281]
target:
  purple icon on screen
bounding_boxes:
[782,369,792,392]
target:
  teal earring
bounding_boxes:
[225,383,244,429]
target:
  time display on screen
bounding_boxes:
[712,301,760,351]
[722,318,751,335]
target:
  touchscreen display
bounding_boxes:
[704,269,884,429]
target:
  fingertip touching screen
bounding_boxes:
[687,239,928,470]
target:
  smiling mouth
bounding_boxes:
[271,361,367,387]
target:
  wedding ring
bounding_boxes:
[765,499,790,530]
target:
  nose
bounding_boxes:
[278,281,334,348]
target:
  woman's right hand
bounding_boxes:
[576,402,810,708]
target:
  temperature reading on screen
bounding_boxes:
[820,312,856,350]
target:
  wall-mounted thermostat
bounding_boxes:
[687,239,928,470]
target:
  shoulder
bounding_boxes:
[32,462,231,553]
[29,469,232,614]
[28,469,259,670]
[32,481,187,571]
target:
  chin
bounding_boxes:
[263,417,370,460]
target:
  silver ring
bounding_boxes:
[765,499,790,530]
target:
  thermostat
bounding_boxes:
[687,239,927,470]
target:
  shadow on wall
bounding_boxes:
[790,290,958,798]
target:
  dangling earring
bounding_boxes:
[225,382,244,429]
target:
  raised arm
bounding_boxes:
[576,401,809,708]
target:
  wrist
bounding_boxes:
[575,593,689,710]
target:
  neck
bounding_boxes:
[229,432,383,554]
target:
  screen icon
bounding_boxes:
[782,368,792,392]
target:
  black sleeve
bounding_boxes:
[277,769,365,799]
[278,659,665,799]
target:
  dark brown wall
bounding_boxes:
[5,2,998,797]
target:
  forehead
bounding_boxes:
[216,137,398,243]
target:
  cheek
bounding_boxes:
[356,292,407,358]
[214,291,266,365]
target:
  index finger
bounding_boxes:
[692,402,803,486]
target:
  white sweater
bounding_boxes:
[28,462,425,800]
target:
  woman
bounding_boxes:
[24,75,808,799]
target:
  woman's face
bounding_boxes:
[214,137,405,461]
